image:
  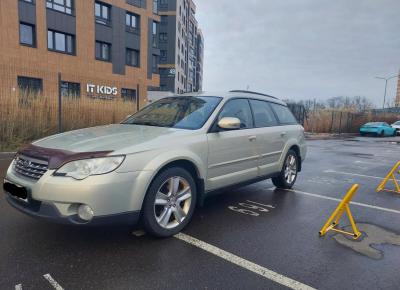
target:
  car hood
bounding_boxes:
[33,124,192,153]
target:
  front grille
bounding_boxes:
[13,155,49,181]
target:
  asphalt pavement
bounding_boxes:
[1,136,400,289]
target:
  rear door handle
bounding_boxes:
[281,132,287,137]
[248,136,257,141]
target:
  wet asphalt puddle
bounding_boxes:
[333,223,400,260]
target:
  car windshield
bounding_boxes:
[122,96,222,130]
[394,121,400,125]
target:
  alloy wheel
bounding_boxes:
[284,154,297,184]
[154,176,192,229]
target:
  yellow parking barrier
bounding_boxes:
[376,161,400,194]
[319,184,362,240]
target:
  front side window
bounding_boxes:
[218,99,253,129]
[122,96,222,130]
[95,41,111,61]
[20,23,35,47]
[61,81,80,97]
[95,1,111,25]
[270,103,298,125]
[250,99,278,127]
[46,0,73,15]
[48,30,75,54]
[126,48,139,67]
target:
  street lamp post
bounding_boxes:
[375,75,398,109]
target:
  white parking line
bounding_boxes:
[175,233,315,290]
[269,188,400,215]
[324,169,400,182]
[15,284,22,290]
[43,274,64,290]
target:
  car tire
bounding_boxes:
[379,131,385,137]
[272,149,299,189]
[141,167,197,238]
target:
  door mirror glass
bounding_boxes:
[218,117,241,130]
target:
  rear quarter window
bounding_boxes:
[270,103,298,125]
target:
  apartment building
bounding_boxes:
[396,76,400,107]
[158,0,203,93]
[0,0,161,108]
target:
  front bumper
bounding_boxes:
[4,163,154,225]
[5,194,140,226]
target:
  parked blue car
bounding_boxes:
[360,122,396,137]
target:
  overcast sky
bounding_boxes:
[195,0,400,105]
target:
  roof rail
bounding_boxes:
[229,90,278,100]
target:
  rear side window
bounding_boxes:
[270,103,298,125]
[249,99,278,128]
[218,99,253,129]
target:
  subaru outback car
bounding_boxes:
[3,90,307,237]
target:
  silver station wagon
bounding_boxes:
[3,90,307,237]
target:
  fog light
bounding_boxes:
[78,205,94,221]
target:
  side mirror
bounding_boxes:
[218,117,241,130]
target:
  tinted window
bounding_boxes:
[250,100,278,127]
[219,99,253,129]
[270,103,298,125]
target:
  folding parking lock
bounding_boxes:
[376,161,400,194]
[319,184,362,240]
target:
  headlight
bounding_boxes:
[54,156,125,180]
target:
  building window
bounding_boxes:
[121,88,136,102]
[126,0,143,8]
[152,55,158,73]
[21,0,35,3]
[46,0,73,15]
[159,0,167,8]
[160,50,167,61]
[95,1,111,25]
[19,23,35,47]
[152,22,158,48]
[152,0,158,14]
[159,32,167,42]
[95,41,111,61]
[126,48,139,67]
[161,15,168,25]
[48,30,75,54]
[61,81,80,98]
[126,12,139,33]
[17,76,42,96]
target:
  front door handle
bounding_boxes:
[248,136,257,141]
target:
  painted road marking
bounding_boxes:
[175,233,315,290]
[269,188,400,215]
[15,284,22,290]
[43,274,64,290]
[324,169,400,182]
